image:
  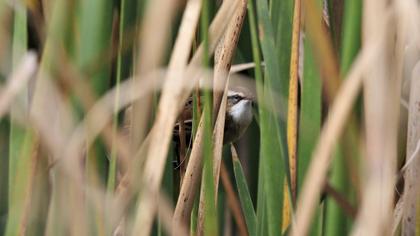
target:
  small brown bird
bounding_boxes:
[223,89,254,144]
[173,88,254,151]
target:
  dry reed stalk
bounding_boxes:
[290,44,379,236]
[113,162,189,236]
[132,0,239,234]
[399,0,420,103]
[25,70,136,234]
[29,76,88,236]
[211,80,228,185]
[393,1,420,234]
[0,52,37,118]
[170,0,203,188]
[351,2,399,235]
[29,59,104,235]
[130,0,179,151]
[155,192,189,236]
[26,8,92,229]
[288,0,301,203]
[212,0,247,193]
[212,0,247,114]
[230,62,263,73]
[40,0,52,22]
[0,4,12,75]
[393,197,404,234]
[173,115,205,228]
[28,80,74,168]
[401,63,420,235]
[111,133,152,232]
[17,138,40,236]
[65,71,163,165]
[283,0,302,230]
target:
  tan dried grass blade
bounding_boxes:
[130,0,179,150]
[212,0,247,191]
[282,0,301,231]
[400,62,420,235]
[0,52,37,118]
[351,2,400,235]
[394,1,420,234]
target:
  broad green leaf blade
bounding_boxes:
[231,146,257,236]
[340,0,362,74]
[273,0,293,99]
[297,33,321,199]
[76,0,113,95]
[297,19,322,236]
[6,4,30,236]
[8,0,28,201]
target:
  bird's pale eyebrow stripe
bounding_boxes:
[227,91,244,97]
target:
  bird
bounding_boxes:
[222,89,254,144]
[172,87,255,155]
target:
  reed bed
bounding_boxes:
[0,0,419,235]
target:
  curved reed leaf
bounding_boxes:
[231,145,257,236]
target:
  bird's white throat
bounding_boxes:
[230,99,253,126]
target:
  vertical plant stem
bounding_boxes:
[401,63,420,235]
[130,0,178,151]
[351,0,398,234]
[197,0,218,234]
[6,3,30,235]
[282,0,301,231]
[247,0,270,235]
[297,22,323,236]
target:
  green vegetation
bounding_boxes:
[0,0,418,235]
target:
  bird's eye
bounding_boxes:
[228,94,243,104]
[233,95,242,101]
